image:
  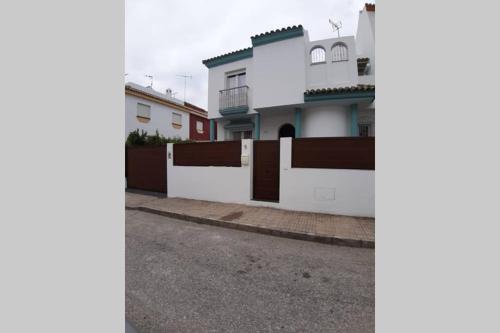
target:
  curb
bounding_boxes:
[126,206,375,249]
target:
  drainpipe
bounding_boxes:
[254,113,260,140]
[210,119,215,142]
[294,108,302,138]
[350,104,359,136]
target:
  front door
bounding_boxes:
[253,140,280,202]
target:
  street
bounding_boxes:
[126,210,374,332]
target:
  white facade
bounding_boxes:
[306,36,359,90]
[125,82,211,140]
[125,92,189,140]
[355,6,375,85]
[203,4,375,141]
[252,36,306,109]
[259,109,295,140]
[301,105,349,138]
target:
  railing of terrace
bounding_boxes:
[219,86,249,111]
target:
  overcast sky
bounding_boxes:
[125,0,372,109]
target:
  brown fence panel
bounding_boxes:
[174,141,241,167]
[253,140,280,202]
[292,137,375,170]
[126,145,167,193]
[125,146,128,178]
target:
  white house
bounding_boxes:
[202,3,375,141]
[125,82,210,141]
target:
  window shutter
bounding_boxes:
[137,103,151,118]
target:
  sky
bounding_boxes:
[125,0,372,109]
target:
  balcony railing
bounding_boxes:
[219,86,249,114]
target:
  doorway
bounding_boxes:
[253,140,280,202]
[278,123,295,138]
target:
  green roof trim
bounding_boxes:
[304,85,375,102]
[251,25,304,47]
[224,119,254,130]
[219,105,249,116]
[202,48,253,68]
[202,25,304,68]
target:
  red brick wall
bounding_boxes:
[189,113,216,141]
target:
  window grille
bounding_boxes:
[310,47,326,64]
[332,43,348,62]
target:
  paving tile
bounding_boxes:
[126,192,374,244]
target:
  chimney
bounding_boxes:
[365,3,375,12]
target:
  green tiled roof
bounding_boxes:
[202,47,253,68]
[202,25,304,68]
[251,25,304,47]
[304,85,375,102]
[305,85,375,95]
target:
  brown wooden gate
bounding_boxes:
[126,145,167,193]
[253,140,280,202]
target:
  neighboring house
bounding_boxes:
[202,3,375,141]
[125,82,212,141]
[185,102,217,141]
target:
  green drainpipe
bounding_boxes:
[254,113,260,140]
[210,119,215,142]
[350,104,359,136]
[294,108,302,138]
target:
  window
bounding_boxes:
[226,72,246,89]
[332,43,348,62]
[358,124,372,137]
[310,47,326,64]
[172,113,182,128]
[137,103,151,119]
[225,71,247,109]
[196,120,204,134]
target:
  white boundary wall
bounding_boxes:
[279,138,374,217]
[167,138,374,217]
[167,140,253,205]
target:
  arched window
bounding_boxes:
[332,43,348,62]
[310,47,326,64]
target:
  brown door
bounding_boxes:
[253,140,280,202]
[126,145,167,193]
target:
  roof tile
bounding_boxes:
[250,25,303,39]
[202,47,252,66]
[304,85,375,96]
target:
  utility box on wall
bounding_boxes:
[241,154,249,166]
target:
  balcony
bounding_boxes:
[219,86,249,116]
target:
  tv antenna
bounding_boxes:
[177,74,192,101]
[145,74,153,88]
[329,19,342,38]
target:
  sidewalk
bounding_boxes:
[125,191,374,248]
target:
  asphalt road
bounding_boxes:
[126,210,374,333]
